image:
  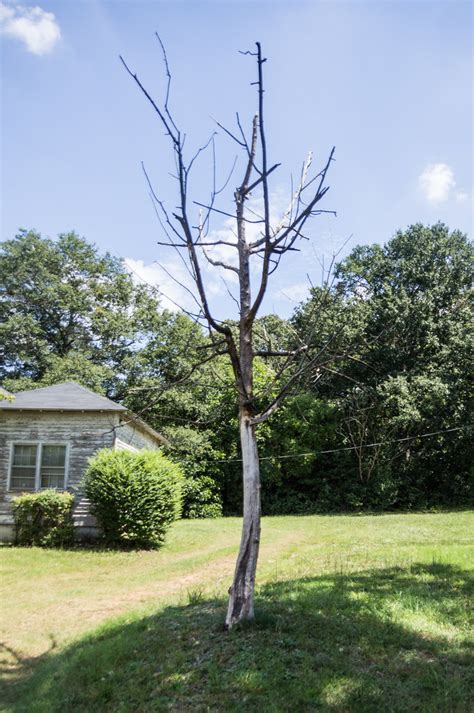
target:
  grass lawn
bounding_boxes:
[1,511,473,712]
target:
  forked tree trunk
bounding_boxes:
[225,408,261,629]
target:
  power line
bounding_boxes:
[214,426,467,463]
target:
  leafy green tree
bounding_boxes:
[258,393,352,514]
[0,229,162,396]
[336,223,473,377]
[295,223,473,508]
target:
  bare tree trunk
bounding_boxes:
[225,407,261,629]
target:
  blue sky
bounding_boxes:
[1,0,472,318]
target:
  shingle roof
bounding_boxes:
[0,382,127,412]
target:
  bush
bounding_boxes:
[182,476,223,518]
[12,490,74,547]
[83,449,183,548]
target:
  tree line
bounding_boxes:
[1,223,472,515]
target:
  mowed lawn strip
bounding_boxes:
[1,511,473,712]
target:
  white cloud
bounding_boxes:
[125,257,199,314]
[455,191,470,204]
[204,190,290,265]
[278,282,310,304]
[0,2,60,55]
[125,186,318,318]
[202,217,239,281]
[418,163,456,204]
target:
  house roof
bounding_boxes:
[0,381,168,446]
[0,381,127,412]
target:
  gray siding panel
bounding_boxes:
[115,419,161,451]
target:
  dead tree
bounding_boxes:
[121,40,335,629]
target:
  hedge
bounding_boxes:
[83,449,183,548]
[12,490,75,547]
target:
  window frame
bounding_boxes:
[7,441,70,492]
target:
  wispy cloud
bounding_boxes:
[418,163,456,204]
[0,2,60,55]
[125,188,314,317]
[278,282,310,304]
[125,257,199,314]
[455,191,470,204]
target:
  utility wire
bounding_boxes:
[214,426,467,463]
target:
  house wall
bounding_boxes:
[115,418,161,452]
[0,410,119,540]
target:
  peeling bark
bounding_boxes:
[225,409,261,628]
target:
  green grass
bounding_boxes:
[1,512,473,712]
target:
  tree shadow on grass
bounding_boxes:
[2,563,472,713]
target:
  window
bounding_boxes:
[10,445,37,490]
[9,443,68,491]
[40,445,67,488]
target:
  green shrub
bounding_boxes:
[182,476,223,519]
[83,449,183,548]
[12,490,75,547]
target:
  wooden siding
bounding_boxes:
[115,418,161,451]
[0,410,119,532]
